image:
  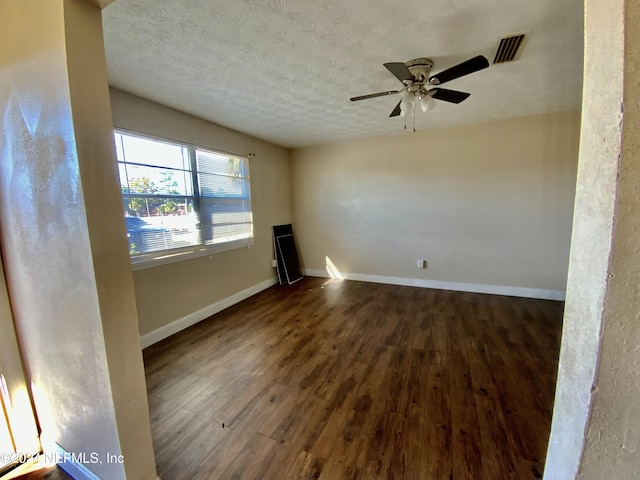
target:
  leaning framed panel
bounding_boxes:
[272,224,303,285]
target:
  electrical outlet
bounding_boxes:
[271,259,277,268]
[416,259,427,269]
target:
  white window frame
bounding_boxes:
[114,129,254,270]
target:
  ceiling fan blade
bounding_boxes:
[350,90,401,101]
[389,100,402,117]
[383,62,414,83]
[430,88,471,104]
[428,55,489,85]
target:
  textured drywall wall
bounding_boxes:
[109,88,292,335]
[63,2,157,479]
[0,1,124,478]
[0,1,156,479]
[543,0,640,478]
[290,111,580,292]
[576,0,640,477]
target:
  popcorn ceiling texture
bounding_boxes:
[102,0,583,148]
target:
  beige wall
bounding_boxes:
[65,3,157,479]
[109,88,292,335]
[0,1,155,479]
[291,111,580,293]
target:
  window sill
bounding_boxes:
[130,237,253,271]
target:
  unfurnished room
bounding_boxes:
[1,1,640,480]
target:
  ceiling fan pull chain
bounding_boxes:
[413,104,416,133]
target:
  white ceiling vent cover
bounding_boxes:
[493,34,527,64]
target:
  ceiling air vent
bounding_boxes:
[493,34,526,64]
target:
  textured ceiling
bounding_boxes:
[102,0,584,148]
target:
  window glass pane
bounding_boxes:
[115,132,190,170]
[120,164,193,196]
[123,197,200,255]
[200,199,253,244]
[115,130,253,263]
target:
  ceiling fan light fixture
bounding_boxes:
[418,93,436,112]
[400,94,415,115]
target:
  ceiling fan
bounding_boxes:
[350,55,490,117]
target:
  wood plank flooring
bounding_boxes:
[143,277,563,480]
[0,463,72,480]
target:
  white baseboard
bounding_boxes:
[140,277,279,348]
[52,444,162,480]
[303,269,565,301]
[54,444,102,480]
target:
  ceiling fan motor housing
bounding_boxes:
[405,58,434,83]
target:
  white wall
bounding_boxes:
[291,111,580,296]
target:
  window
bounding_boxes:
[114,131,253,267]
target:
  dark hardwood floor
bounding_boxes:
[0,464,71,480]
[143,277,563,480]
